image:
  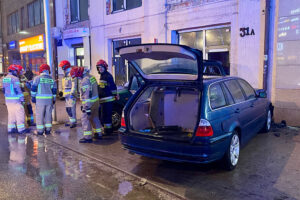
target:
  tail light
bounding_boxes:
[121,111,126,127]
[195,119,213,137]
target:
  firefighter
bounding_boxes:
[31,64,57,135]
[59,60,77,128]
[96,59,118,135]
[2,65,29,134]
[70,66,103,143]
[17,65,35,127]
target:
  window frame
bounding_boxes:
[110,0,142,14]
[70,0,89,23]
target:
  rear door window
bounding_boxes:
[221,82,235,105]
[209,83,226,109]
[237,79,256,100]
[224,80,245,103]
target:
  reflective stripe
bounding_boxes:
[84,131,92,136]
[17,124,25,129]
[99,96,115,103]
[23,92,30,96]
[93,128,103,133]
[112,90,117,94]
[36,96,53,99]
[104,124,112,129]
[5,97,20,100]
[37,125,45,129]
[45,124,52,128]
[90,77,97,84]
[8,124,16,128]
[82,96,99,104]
[70,118,76,123]
[40,78,54,84]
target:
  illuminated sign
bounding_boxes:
[8,41,17,50]
[19,35,45,53]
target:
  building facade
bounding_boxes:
[55,0,90,74]
[0,0,55,74]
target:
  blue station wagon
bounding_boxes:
[118,44,272,170]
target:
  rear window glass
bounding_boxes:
[224,80,245,103]
[209,84,226,109]
[203,65,222,76]
[238,79,256,100]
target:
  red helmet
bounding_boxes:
[39,64,51,74]
[8,64,20,73]
[17,65,25,75]
[70,66,84,79]
[59,60,71,71]
[96,59,108,70]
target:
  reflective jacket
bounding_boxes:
[2,73,24,104]
[62,76,77,98]
[20,75,31,102]
[80,74,99,111]
[31,73,57,104]
[98,71,117,103]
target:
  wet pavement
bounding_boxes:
[1,95,300,200]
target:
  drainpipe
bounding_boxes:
[165,0,169,43]
[263,0,276,101]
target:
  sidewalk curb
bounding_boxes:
[43,136,188,200]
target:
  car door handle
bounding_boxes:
[235,108,240,113]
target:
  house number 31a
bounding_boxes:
[240,27,255,37]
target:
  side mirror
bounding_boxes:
[256,89,267,98]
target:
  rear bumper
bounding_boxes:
[120,133,231,164]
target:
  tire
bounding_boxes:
[112,109,122,130]
[261,109,272,133]
[223,131,240,171]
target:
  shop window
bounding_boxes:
[27,0,44,28]
[7,11,19,35]
[113,38,141,86]
[179,27,231,75]
[108,0,142,13]
[70,0,88,23]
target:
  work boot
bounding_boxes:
[79,137,93,143]
[70,124,77,129]
[93,133,103,140]
[45,130,51,135]
[37,131,44,136]
[19,129,31,134]
[8,128,17,134]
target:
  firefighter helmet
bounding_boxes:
[70,66,84,79]
[17,65,25,75]
[96,59,108,71]
[59,60,71,71]
[39,64,51,74]
[8,64,20,73]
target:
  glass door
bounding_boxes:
[74,46,84,66]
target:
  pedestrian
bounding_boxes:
[31,64,57,135]
[24,67,34,81]
[2,65,30,134]
[96,59,118,135]
[59,60,77,128]
[17,65,35,127]
[70,66,103,143]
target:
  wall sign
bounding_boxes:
[8,41,17,50]
[63,28,90,39]
[240,27,255,37]
[19,35,45,53]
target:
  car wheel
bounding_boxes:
[112,110,122,130]
[223,131,240,171]
[261,109,272,133]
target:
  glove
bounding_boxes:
[31,97,36,103]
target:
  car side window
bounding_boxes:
[209,83,226,109]
[224,80,246,103]
[221,82,235,105]
[238,79,256,100]
[204,65,221,76]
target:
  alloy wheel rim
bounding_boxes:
[112,112,121,127]
[230,134,240,166]
[267,110,271,130]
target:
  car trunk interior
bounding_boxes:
[129,86,200,141]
